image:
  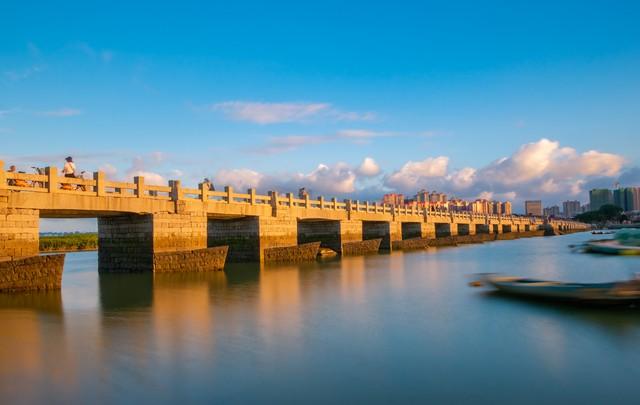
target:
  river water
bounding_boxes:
[1,232,639,403]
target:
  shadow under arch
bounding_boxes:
[98,272,154,312]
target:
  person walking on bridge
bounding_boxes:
[62,156,76,178]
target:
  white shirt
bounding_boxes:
[63,161,76,175]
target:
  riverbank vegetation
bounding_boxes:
[575,204,626,224]
[40,233,98,252]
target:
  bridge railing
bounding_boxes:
[0,162,587,227]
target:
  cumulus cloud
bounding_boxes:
[128,170,165,185]
[357,157,380,177]
[213,162,359,196]
[211,101,375,124]
[123,152,170,185]
[213,168,265,191]
[479,139,624,186]
[294,163,357,194]
[383,138,626,207]
[385,156,449,190]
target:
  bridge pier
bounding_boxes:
[99,212,226,272]
[401,222,435,240]
[362,221,401,251]
[208,214,299,262]
[297,219,381,255]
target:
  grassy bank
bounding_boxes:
[40,233,98,252]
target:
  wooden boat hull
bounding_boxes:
[482,275,640,304]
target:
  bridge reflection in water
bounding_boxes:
[2,234,639,403]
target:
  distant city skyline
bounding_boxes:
[2,1,639,231]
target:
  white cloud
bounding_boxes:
[39,108,82,117]
[213,168,265,191]
[449,167,476,189]
[257,135,327,154]
[478,139,625,186]
[211,101,376,124]
[358,157,380,177]
[99,163,118,178]
[294,163,357,194]
[382,138,626,207]
[386,156,449,190]
[128,170,165,185]
[252,129,391,154]
[212,162,359,196]
[332,111,376,121]
[213,101,330,124]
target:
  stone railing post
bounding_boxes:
[332,197,338,210]
[373,201,378,213]
[305,194,310,209]
[319,196,324,209]
[344,199,352,219]
[225,186,233,204]
[94,172,106,196]
[199,182,209,202]
[134,175,144,198]
[365,201,370,213]
[269,190,279,216]
[355,200,360,212]
[248,188,256,205]
[0,160,6,190]
[287,192,294,207]
[169,180,182,201]
[46,166,58,193]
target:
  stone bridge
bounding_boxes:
[0,161,588,272]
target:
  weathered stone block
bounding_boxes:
[153,246,228,272]
[0,254,64,292]
[263,242,320,263]
[342,238,381,256]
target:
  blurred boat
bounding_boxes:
[474,274,640,305]
[582,229,640,256]
[585,240,640,256]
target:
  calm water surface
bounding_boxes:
[1,232,639,403]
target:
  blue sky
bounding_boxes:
[2,1,639,230]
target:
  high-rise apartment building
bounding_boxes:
[543,205,561,217]
[382,193,404,206]
[562,200,581,218]
[589,189,613,211]
[613,187,640,212]
[501,201,512,215]
[525,200,542,216]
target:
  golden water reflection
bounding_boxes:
[2,235,640,402]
